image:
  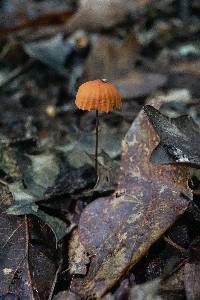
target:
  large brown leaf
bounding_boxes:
[70,97,192,298]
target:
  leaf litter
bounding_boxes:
[65,0,152,33]
[82,33,167,98]
[1,0,200,299]
[0,140,72,242]
[70,97,192,298]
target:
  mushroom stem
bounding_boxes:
[95,110,99,180]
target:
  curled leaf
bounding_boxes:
[144,105,200,168]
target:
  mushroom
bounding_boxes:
[75,79,122,181]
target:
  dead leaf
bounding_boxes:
[66,0,151,33]
[0,143,76,242]
[103,278,131,299]
[0,186,56,298]
[28,243,57,299]
[23,34,72,76]
[184,262,200,300]
[0,0,74,36]
[18,152,60,199]
[0,212,26,295]
[76,123,128,158]
[129,279,162,300]
[114,72,167,99]
[93,151,119,194]
[53,290,81,300]
[68,229,90,276]
[0,136,21,180]
[0,134,94,242]
[70,97,192,297]
[83,34,140,81]
[7,181,70,243]
[82,34,166,98]
[144,105,200,168]
[160,264,185,297]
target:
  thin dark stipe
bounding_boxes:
[95,110,99,181]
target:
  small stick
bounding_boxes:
[0,178,8,186]
[164,236,186,253]
[95,110,99,181]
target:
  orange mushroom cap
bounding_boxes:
[75,79,122,113]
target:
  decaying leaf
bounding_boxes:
[76,123,127,158]
[0,0,74,35]
[129,279,162,300]
[83,34,140,81]
[0,141,79,241]
[184,262,200,300]
[66,0,151,33]
[19,152,60,199]
[53,290,81,300]
[0,136,21,180]
[68,229,90,276]
[160,264,185,297]
[103,277,131,299]
[144,105,200,167]
[82,34,166,98]
[70,97,192,297]
[114,72,167,99]
[0,187,56,298]
[93,151,119,193]
[24,34,71,75]
[7,240,57,299]
[0,196,26,296]
[7,181,70,243]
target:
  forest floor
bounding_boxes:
[0,0,200,299]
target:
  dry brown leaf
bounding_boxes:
[184,262,200,300]
[114,72,167,98]
[83,34,140,81]
[70,96,192,298]
[68,229,90,276]
[66,0,151,33]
